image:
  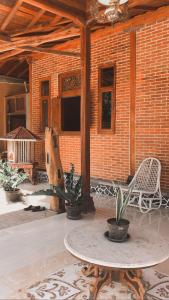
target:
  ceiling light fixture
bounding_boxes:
[90,0,128,24]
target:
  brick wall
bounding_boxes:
[31,54,81,171]
[136,19,169,191]
[31,17,169,192]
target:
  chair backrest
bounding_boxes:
[129,158,161,193]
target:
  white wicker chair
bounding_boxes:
[121,157,162,213]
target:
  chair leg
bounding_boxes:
[154,195,162,209]
[139,194,153,213]
[158,189,163,207]
[149,189,162,210]
[139,191,164,213]
[127,189,162,213]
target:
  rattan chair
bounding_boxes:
[121,157,162,213]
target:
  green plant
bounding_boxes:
[115,186,132,224]
[55,163,82,207]
[0,160,28,192]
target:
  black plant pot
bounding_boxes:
[4,188,21,203]
[66,205,81,220]
[107,218,130,242]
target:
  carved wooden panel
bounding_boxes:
[62,73,81,92]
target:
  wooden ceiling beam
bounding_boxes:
[0,50,24,61]
[11,19,71,38]
[0,24,79,53]
[57,0,86,12]
[12,22,74,41]
[52,38,79,52]
[0,24,80,61]
[128,0,154,9]
[0,3,52,24]
[49,15,63,26]
[0,0,23,31]
[133,5,157,11]
[19,46,80,57]
[27,9,45,29]
[0,32,11,42]
[22,0,85,25]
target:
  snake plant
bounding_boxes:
[55,163,82,207]
[115,186,132,224]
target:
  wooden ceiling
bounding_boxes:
[0,0,168,81]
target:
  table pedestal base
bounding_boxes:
[82,264,145,300]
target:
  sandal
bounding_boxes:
[24,205,34,211]
[31,206,46,212]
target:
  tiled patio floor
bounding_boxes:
[0,209,56,230]
[0,183,169,299]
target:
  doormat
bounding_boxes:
[0,209,56,230]
[27,262,169,300]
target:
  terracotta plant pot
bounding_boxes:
[66,205,81,220]
[107,218,130,242]
[4,189,21,203]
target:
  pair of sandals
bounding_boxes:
[24,205,46,212]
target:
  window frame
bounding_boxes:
[59,70,81,135]
[39,77,51,132]
[98,63,116,134]
[5,94,26,133]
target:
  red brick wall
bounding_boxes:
[31,54,81,171]
[31,17,169,192]
[136,19,169,191]
[90,32,130,181]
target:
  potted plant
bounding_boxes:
[55,164,82,220]
[106,186,132,242]
[0,160,28,202]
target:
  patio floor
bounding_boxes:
[0,183,169,299]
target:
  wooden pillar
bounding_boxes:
[130,31,136,176]
[80,26,95,212]
[27,57,33,131]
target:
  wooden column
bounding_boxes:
[28,57,33,130]
[130,31,136,176]
[80,26,95,212]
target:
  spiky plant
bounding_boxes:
[55,163,82,207]
[0,160,28,191]
[115,186,132,224]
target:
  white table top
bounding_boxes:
[64,220,169,269]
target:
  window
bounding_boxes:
[40,78,51,131]
[41,100,48,129]
[61,96,80,131]
[102,91,112,129]
[98,64,116,133]
[41,80,50,96]
[6,94,26,133]
[59,71,81,133]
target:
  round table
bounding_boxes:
[64,220,169,300]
